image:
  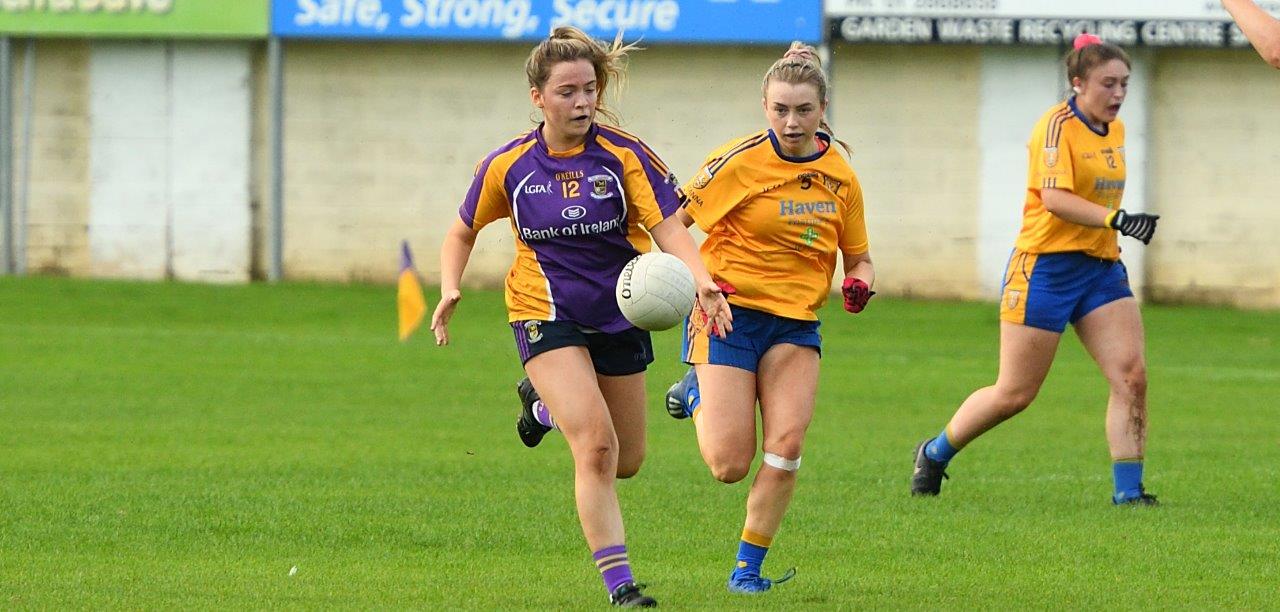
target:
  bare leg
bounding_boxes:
[597,372,647,479]
[1074,298,1148,461]
[691,363,758,483]
[944,322,1062,447]
[525,347,623,550]
[742,344,818,541]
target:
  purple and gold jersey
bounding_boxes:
[1017,98,1127,260]
[460,123,681,333]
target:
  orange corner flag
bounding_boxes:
[398,240,428,341]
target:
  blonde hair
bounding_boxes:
[762,41,851,156]
[525,27,639,126]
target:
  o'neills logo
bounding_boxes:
[618,258,637,300]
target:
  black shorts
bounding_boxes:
[511,320,654,376]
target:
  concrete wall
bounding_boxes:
[87,41,252,282]
[975,46,1061,297]
[276,42,775,286]
[169,43,253,283]
[5,40,251,281]
[10,40,92,276]
[250,42,269,279]
[7,39,1279,309]
[87,42,171,279]
[1147,48,1280,308]
[279,41,521,285]
[831,44,983,300]
[614,45,782,188]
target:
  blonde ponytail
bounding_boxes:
[763,41,852,156]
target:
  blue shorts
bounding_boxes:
[1000,249,1134,333]
[681,304,821,373]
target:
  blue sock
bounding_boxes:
[681,368,701,419]
[925,429,960,463]
[733,530,771,578]
[1113,461,1144,502]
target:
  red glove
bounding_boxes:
[841,277,874,314]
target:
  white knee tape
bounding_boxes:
[762,452,801,472]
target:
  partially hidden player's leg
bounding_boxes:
[728,343,816,593]
[692,363,758,483]
[524,347,641,599]
[1073,297,1156,505]
[948,321,1061,443]
[515,375,557,448]
[913,321,1061,495]
[597,372,647,479]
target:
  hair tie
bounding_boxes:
[1073,33,1103,50]
[784,48,814,62]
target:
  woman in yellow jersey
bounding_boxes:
[911,34,1161,506]
[430,28,731,607]
[1223,0,1280,68]
[664,43,876,593]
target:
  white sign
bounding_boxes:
[834,15,1260,47]
[825,0,1280,20]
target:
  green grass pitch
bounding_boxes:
[2,276,1277,608]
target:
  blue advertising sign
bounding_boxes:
[272,0,822,43]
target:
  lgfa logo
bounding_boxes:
[525,181,553,195]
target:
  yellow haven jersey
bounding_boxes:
[1016,98,1127,260]
[682,130,869,321]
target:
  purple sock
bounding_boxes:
[592,544,634,594]
[533,400,557,430]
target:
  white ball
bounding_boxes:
[616,252,696,331]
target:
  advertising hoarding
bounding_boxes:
[272,0,823,44]
[0,0,269,38]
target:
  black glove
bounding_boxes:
[1109,209,1159,245]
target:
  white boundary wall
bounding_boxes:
[11,39,1278,308]
[87,41,251,282]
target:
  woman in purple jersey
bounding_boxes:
[430,27,731,608]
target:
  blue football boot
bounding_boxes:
[665,367,699,420]
[726,567,796,594]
